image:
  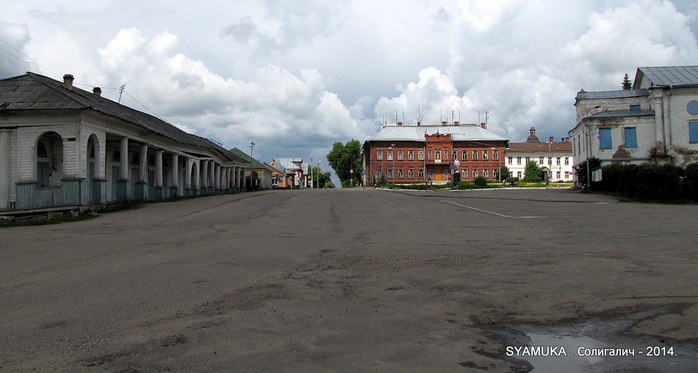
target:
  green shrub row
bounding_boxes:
[594,163,698,201]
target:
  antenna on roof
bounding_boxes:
[416,105,423,126]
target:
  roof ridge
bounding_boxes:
[26,72,94,109]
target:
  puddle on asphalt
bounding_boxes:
[496,306,698,373]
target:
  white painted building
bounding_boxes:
[570,66,698,180]
[505,127,574,182]
[0,72,248,212]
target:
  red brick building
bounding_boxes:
[362,122,508,185]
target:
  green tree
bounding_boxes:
[499,165,510,181]
[309,166,335,188]
[622,73,632,90]
[524,161,543,182]
[573,157,601,188]
[327,140,362,187]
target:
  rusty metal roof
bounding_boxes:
[0,72,242,163]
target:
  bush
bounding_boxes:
[597,163,687,201]
[685,163,698,201]
[473,176,488,188]
[457,181,474,189]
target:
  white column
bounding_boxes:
[154,150,163,187]
[185,157,193,189]
[231,166,237,190]
[0,130,10,209]
[139,144,148,182]
[171,154,179,187]
[119,137,129,180]
[214,163,220,190]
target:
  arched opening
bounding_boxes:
[190,162,198,191]
[36,132,64,188]
[251,170,259,189]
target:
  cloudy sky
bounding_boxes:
[2,0,698,172]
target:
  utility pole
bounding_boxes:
[117,85,126,103]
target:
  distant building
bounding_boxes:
[0,72,247,212]
[362,121,508,185]
[270,158,305,189]
[506,127,574,181]
[570,65,698,179]
[229,148,274,190]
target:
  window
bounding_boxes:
[548,157,552,166]
[462,169,468,179]
[463,151,468,160]
[508,157,512,165]
[565,157,569,165]
[624,127,637,148]
[472,169,478,178]
[408,169,414,179]
[408,150,414,160]
[556,157,561,165]
[397,150,403,160]
[483,151,489,160]
[418,169,424,178]
[397,169,403,178]
[629,104,641,111]
[517,171,522,178]
[472,151,478,160]
[599,128,612,149]
[483,169,488,178]
[493,151,498,160]
[539,157,544,164]
[418,150,424,160]
[376,151,383,160]
[452,150,457,160]
[435,150,441,160]
[493,169,498,179]
[387,151,393,160]
[565,171,570,179]
[690,122,698,143]
[387,169,393,178]
[443,150,449,160]
[427,150,433,160]
[516,157,521,165]
[525,157,530,164]
[556,171,561,179]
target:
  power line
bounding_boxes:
[123,91,164,119]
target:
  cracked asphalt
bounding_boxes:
[1,188,696,372]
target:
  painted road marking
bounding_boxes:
[441,200,548,220]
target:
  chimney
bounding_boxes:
[480,122,487,129]
[93,87,102,97]
[565,137,570,143]
[453,121,459,126]
[441,121,447,126]
[397,121,403,126]
[62,74,74,90]
[549,137,554,143]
